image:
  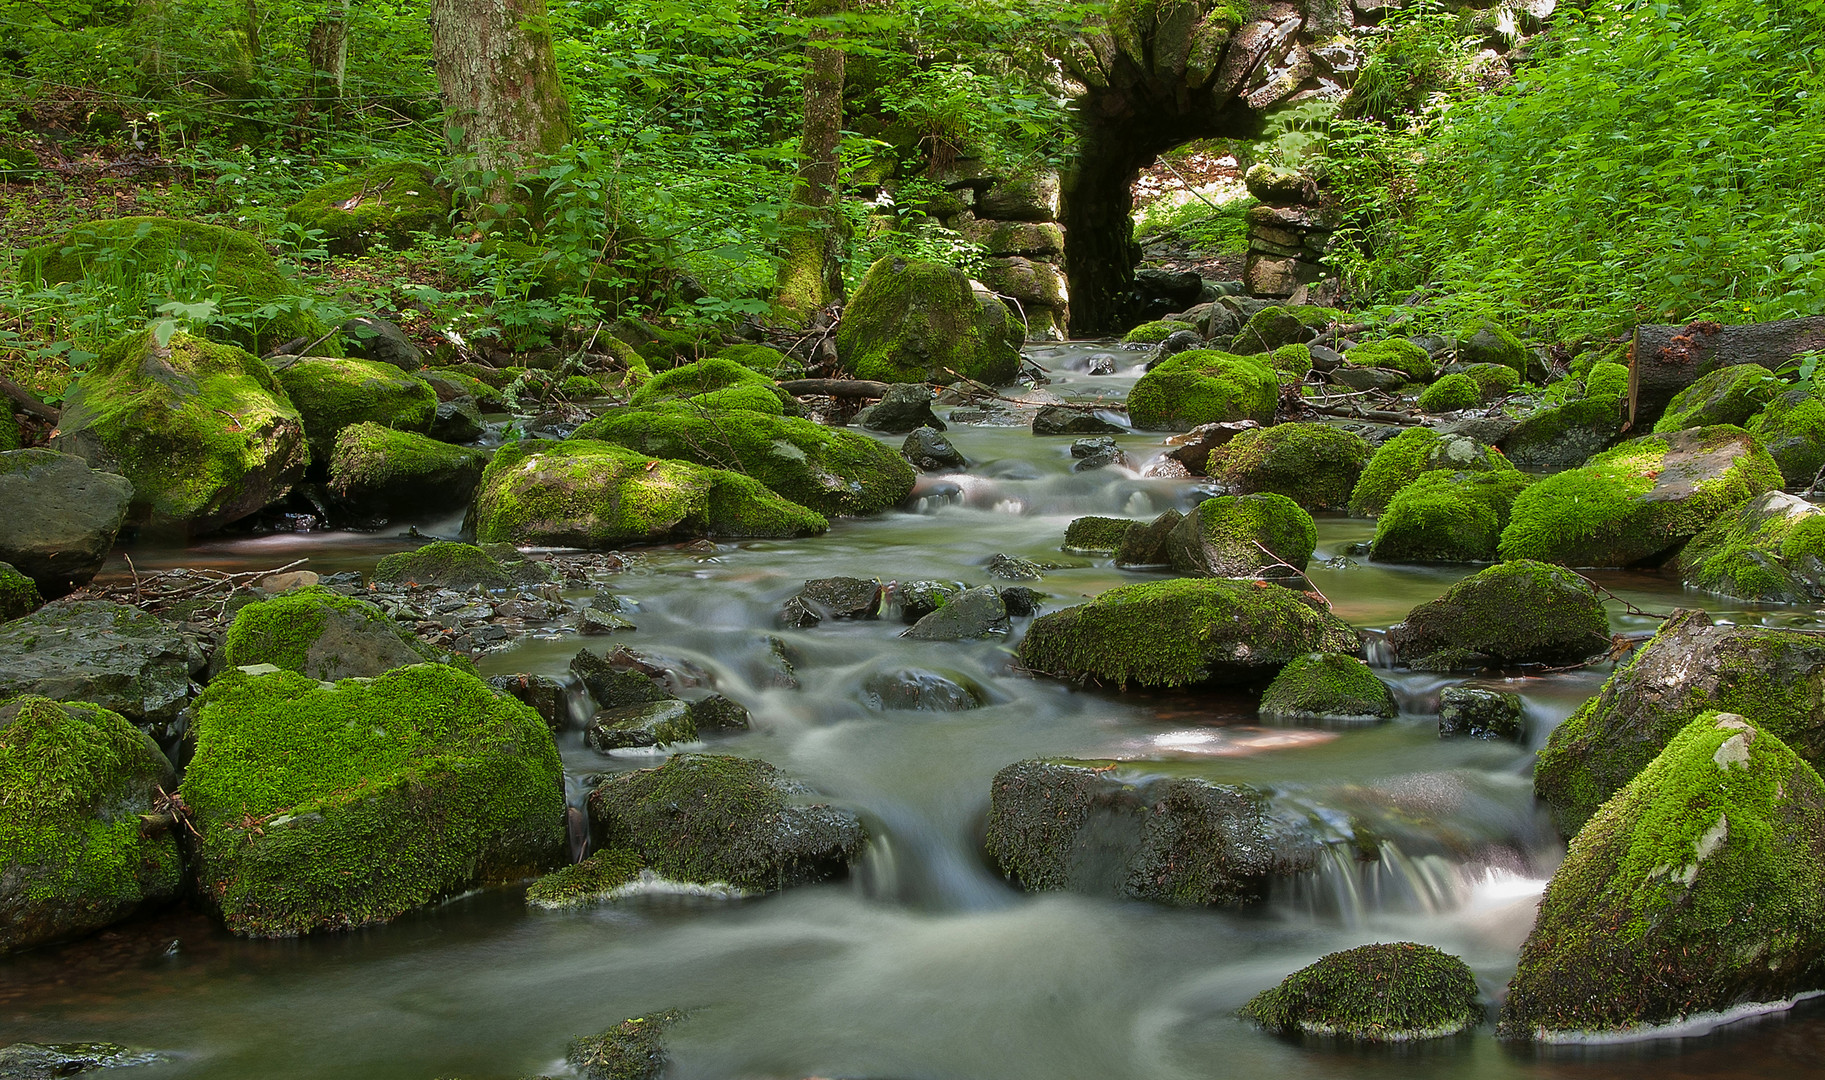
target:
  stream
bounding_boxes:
[5,343,1825,1079]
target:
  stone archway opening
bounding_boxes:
[1128,143,1252,312]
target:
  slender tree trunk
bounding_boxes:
[429,0,573,190]
[306,0,351,110]
[775,5,848,326]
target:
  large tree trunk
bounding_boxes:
[774,6,848,327]
[306,0,350,110]
[429,0,573,187]
[1629,317,1825,429]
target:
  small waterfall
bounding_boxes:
[1277,840,1478,927]
[1362,631,1396,669]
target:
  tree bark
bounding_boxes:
[429,0,573,185]
[306,0,350,109]
[1629,317,1825,429]
[775,6,848,326]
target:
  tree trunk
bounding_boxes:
[774,7,848,327]
[429,0,573,186]
[306,0,350,109]
[1629,317,1825,429]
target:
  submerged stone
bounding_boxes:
[1242,943,1482,1041]
[859,667,985,711]
[566,1009,682,1080]
[781,576,883,627]
[1438,687,1525,741]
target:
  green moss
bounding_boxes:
[1584,361,1630,402]
[1348,427,1515,517]
[611,317,715,369]
[470,438,828,548]
[1418,373,1480,412]
[1387,559,1610,669]
[526,846,645,909]
[1461,362,1522,399]
[1063,515,1137,553]
[326,422,486,516]
[714,342,802,379]
[1207,423,1370,510]
[273,356,437,459]
[0,408,19,452]
[1498,426,1782,566]
[572,405,913,517]
[1371,469,1534,563]
[18,216,336,354]
[1678,491,1825,602]
[181,665,565,937]
[1258,652,1396,722]
[567,1009,681,1080]
[1652,364,1784,434]
[1123,319,1197,344]
[1345,338,1435,382]
[373,541,514,590]
[0,562,44,622]
[1745,386,1825,487]
[561,375,605,398]
[1230,305,1341,355]
[628,358,796,414]
[282,163,450,256]
[1243,942,1481,1041]
[423,368,505,407]
[1016,578,1358,688]
[1170,492,1318,577]
[221,584,449,678]
[1127,349,1279,431]
[1454,318,1528,380]
[1501,712,1825,1037]
[52,329,308,532]
[0,696,182,954]
[1269,343,1313,379]
[834,256,1023,386]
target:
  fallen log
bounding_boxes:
[1308,403,1424,425]
[1629,316,1825,429]
[779,378,895,398]
[0,373,59,421]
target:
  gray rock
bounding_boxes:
[570,648,671,710]
[1153,329,1205,361]
[1330,366,1406,392]
[1307,343,1345,372]
[998,585,1042,616]
[340,316,424,370]
[1032,405,1124,436]
[586,699,696,751]
[1070,436,1127,471]
[1438,686,1525,741]
[1085,353,1118,375]
[1114,508,1184,566]
[487,673,569,730]
[902,427,966,471]
[688,694,751,732]
[781,576,883,627]
[856,383,945,434]
[1162,420,1260,473]
[860,667,984,711]
[581,607,636,634]
[0,450,133,597]
[0,601,196,730]
[428,397,485,443]
[986,553,1045,580]
[894,579,960,622]
[903,585,1009,640]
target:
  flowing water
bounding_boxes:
[6,344,1825,1078]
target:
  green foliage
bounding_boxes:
[1133,193,1255,256]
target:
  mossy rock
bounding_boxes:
[586,699,696,752]
[1418,373,1480,413]
[1243,943,1482,1041]
[181,665,564,937]
[373,541,515,591]
[1745,386,1825,488]
[588,753,866,893]
[469,439,828,549]
[1166,492,1317,578]
[1016,578,1359,689]
[567,1009,681,1080]
[1500,712,1825,1038]
[1258,652,1396,723]
[714,342,803,379]
[423,368,505,408]
[0,601,195,731]
[1454,318,1535,381]
[1126,349,1279,432]
[0,697,183,955]
[1063,515,1136,554]
[1584,360,1630,402]
[1533,608,1825,835]
[609,317,717,369]
[325,422,487,521]
[526,846,646,910]
[1207,422,1370,510]
[51,330,308,534]
[0,408,18,452]
[221,585,451,681]
[1499,394,1627,467]
[1498,426,1782,567]
[271,356,437,460]
[0,562,44,623]
[1460,362,1521,400]
[1122,319,1197,344]
[572,406,913,517]
[1652,364,1785,434]
[1229,305,1339,355]
[18,217,335,355]
[1269,342,1313,379]
[1677,490,1825,604]
[1343,338,1435,382]
[561,375,605,398]
[1386,560,1610,670]
[834,256,1023,386]
[283,162,451,256]
[1370,469,1534,564]
[626,358,797,415]
[1348,427,1515,517]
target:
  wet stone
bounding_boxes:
[586,699,696,752]
[986,553,1046,580]
[998,586,1042,617]
[581,608,637,634]
[894,580,961,623]
[1438,686,1526,741]
[781,576,883,628]
[571,649,671,710]
[486,673,569,730]
[1032,405,1124,436]
[860,667,984,711]
[1114,508,1185,567]
[902,427,967,471]
[1085,353,1118,375]
[687,694,752,732]
[1070,436,1127,472]
[903,585,1009,641]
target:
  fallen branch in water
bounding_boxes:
[1252,540,1332,610]
[1307,402,1424,425]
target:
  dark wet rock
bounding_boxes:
[984,759,1320,905]
[1438,686,1525,741]
[760,635,800,689]
[220,585,448,681]
[567,1009,681,1080]
[1162,420,1261,473]
[860,667,984,711]
[1070,436,1127,471]
[1386,561,1609,671]
[902,427,967,471]
[1534,608,1825,834]
[0,1043,159,1078]
[856,383,945,433]
[1113,508,1184,567]
[903,585,1010,641]
[586,700,696,752]
[986,553,1045,581]
[1032,405,1124,436]
[581,607,636,634]
[571,649,671,710]
[589,754,866,892]
[0,601,197,730]
[1166,493,1317,579]
[1329,366,1405,392]
[1063,515,1134,554]
[1085,353,1118,375]
[998,586,1042,617]
[339,315,423,370]
[1677,490,1825,604]
[1243,943,1483,1041]
[0,563,43,623]
[1018,579,1358,688]
[1500,712,1825,1039]
[428,397,486,444]
[488,673,569,730]
[0,450,133,598]
[687,694,751,732]
[1259,653,1395,724]
[894,579,960,623]
[781,576,883,627]
[0,698,183,956]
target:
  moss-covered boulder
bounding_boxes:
[1243,943,1482,1041]
[0,449,132,598]
[1123,319,1197,344]
[1127,349,1279,432]
[0,697,183,955]
[1499,395,1628,468]
[282,162,450,255]
[325,422,486,521]
[526,846,645,909]
[19,217,334,354]
[0,562,43,622]
[1370,469,1533,564]
[1677,490,1825,604]
[1016,578,1358,688]
[220,585,449,681]
[270,356,436,460]
[373,541,516,590]
[1417,373,1480,413]
[715,342,801,379]
[567,1009,681,1080]
[1348,428,1515,517]
[834,257,1022,386]
[1386,560,1610,670]
[1207,423,1370,510]
[586,700,696,752]
[1063,515,1136,554]
[1166,493,1317,578]
[1342,338,1435,382]
[983,759,1319,905]
[1460,362,1521,400]
[572,406,913,517]
[1454,318,1536,381]
[588,754,866,893]
[1269,343,1313,379]
[469,439,828,548]
[1652,364,1786,434]
[181,665,564,936]
[1533,608,1825,835]
[1500,712,1825,1039]
[51,330,308,534]
[626,358,797,415]
[1745,385,1825,488]
[1498,426,1782,567]
[1229,305,1338,355]
[1258,652,1396,723]
[0,601,197,732]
